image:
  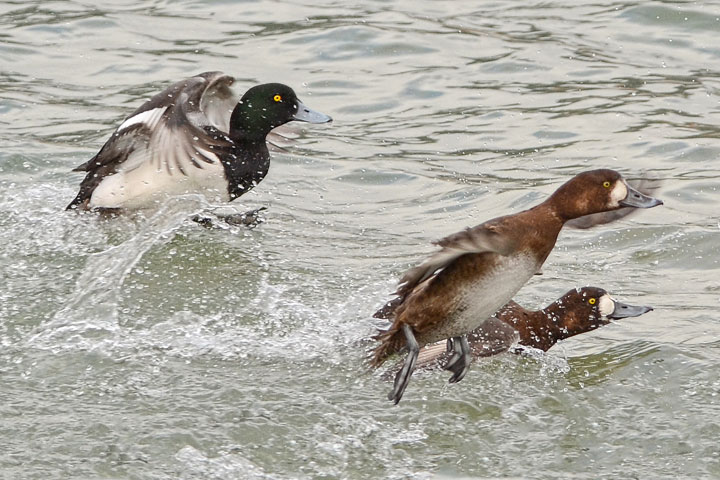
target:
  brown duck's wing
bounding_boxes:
[565,177,661,229]
[374,222,518,320]
[373,296,403,320]
[414,317,521,369]
[467,316,521,356]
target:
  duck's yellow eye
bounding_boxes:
[603,181,611,188]
[273,94,282,102]
[589,298,596,305]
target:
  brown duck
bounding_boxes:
[413,287,653,369]
[371,169,662,404]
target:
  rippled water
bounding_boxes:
[2,1,719,478]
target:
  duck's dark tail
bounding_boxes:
[66,193,88,210]
[368,324,406,368]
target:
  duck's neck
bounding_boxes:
[497,298,572,351]
[492,299,570,351]
[493,301,553,352]
[221,105,279,200]
[517,202,566,264]
[530,300,592,350]
[221,137,271,201]
[545,182,601,222]
[229,103,279,143]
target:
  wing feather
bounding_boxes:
[68,72,237,209]
[197,73,237,131]
[374,221,517,320]
[395,223,515,298]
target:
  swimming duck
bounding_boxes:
[67,71,331,212]
[413,287,653,369]
[371,169,662,404]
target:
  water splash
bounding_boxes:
[175,446,294,480]
[25,197,208,351]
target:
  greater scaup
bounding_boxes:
[371,169,662,404]
[67,71,331,212]
[413,287,653,369]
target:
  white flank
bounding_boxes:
[433,253,539,342]
[598,294,615,317]
[89,159,228,209]
[117,107,168,133]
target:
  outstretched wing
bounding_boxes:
[374,221,517,319]
[68,72,237,209]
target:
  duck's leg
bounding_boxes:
[444,335,472,383]
[192,207,268,229]
[191,214,216,228]
[388,324,419,404]
[444,337,462,369]
[220,207,267,227]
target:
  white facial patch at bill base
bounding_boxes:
[117,106,168,133]
[598,294,615,317]
[609,180,629,208]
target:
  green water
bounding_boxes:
[1,1,719,478]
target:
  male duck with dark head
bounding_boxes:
[371,169,663,404]
[413,287,653,369]
[67,71,331,212]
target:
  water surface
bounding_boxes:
[1,1,719,479]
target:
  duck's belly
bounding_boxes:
[89,159,229,209]
[428,253,539,342]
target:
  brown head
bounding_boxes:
[529,286,653,350]
[547,169,663,222]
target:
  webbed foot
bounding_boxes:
[220,207,267,228]
[444,335,472,384]
[388,324,419,404]
[191,207,267,229]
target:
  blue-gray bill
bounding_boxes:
[608,300,653,319]
[619,183,663,208]
[293,101,332,123]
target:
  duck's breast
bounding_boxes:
[428,251,540,342]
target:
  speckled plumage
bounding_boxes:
[413,287,653,369]
[371,169,663,403]
[67,72,331,211]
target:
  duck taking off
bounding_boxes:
[371,169,663,404]
[67,71,331,212]
[413,286,654,369]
